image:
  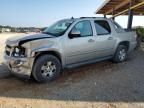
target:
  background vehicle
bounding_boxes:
[4,17,137,82]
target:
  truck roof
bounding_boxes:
[74,17,108,21]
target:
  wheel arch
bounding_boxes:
[34,51,62,64]
[118,41,130,50]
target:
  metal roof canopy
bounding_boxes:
[96,0,144,17]
[96,0,144,29]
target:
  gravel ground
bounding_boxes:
[0,33,144,108]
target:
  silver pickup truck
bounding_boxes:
[4,17,137,82]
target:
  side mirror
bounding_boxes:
[69,29,81,39]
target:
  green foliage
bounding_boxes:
[136,27,144,41]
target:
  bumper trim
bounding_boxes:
[3,54,32,79]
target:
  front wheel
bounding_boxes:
[32,54,61,83]
[113,45,128,63]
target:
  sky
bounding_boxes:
[0,0,144,28]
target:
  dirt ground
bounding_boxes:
[0,33,144,108]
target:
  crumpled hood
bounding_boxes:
[6,33,54,46]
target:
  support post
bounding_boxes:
[112,17,115,20]
[127,0,133,30]
[104,14,106,18]
[112,8,115,20]
[127,9,133,30]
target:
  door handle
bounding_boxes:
[108,37,113,40]
[88,39,95,43]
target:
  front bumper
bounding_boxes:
[3,54,33,79]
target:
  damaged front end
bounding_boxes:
[3,41,34,79]
[3,33,55,79]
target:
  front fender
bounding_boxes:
[30,46,65,68]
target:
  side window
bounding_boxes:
[72,20,93,37]
[113,21,125,33]
[94,20,111,35]
[114,22,121,29]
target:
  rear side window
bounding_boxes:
[113,21,125,33]
[114,22,121,29]
[94,20,111,35]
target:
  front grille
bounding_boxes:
[5,45,12,56]
[5,50,10,56]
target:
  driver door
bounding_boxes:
[63,20,96,65]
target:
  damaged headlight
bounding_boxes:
[12,46,26,57]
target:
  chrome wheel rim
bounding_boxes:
[41,61,56,77]
[118,49,126,61]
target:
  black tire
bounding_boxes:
[32,54,61,83]
[113,45,128,63]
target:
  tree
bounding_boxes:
[136,27,144,42]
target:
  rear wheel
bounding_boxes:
[32,54,61,83]
[113,45,128,63]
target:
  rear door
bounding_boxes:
[93,20,116,57]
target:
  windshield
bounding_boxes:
[43,20,73,36]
